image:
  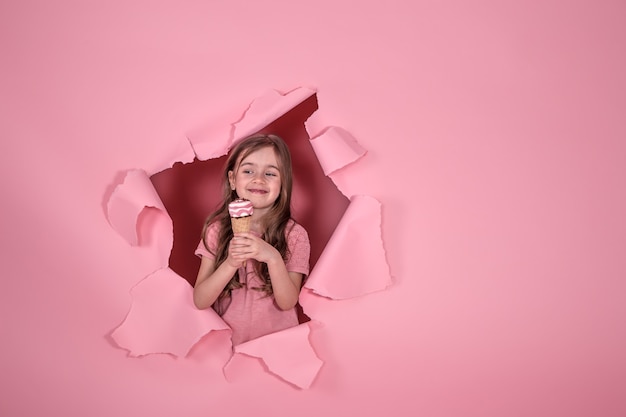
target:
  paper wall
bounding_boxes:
[3,1,625,415]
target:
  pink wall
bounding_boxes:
[1,1,625,416]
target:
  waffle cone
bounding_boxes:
[231,216,252,268]
[230,215,252,233]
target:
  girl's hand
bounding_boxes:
[225,237,248,268]
[228,232,280,265]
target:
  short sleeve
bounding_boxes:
[285,221,310,276]
[194,222,220,259]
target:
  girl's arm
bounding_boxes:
[266,259,303,311]
[193,256,239,310]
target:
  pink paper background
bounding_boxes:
[2,1,625,416]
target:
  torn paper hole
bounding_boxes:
[106,87,391,388]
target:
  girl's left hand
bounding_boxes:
[231,232,280,264]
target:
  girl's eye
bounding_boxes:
[265,172,278,177]
[242,169,253,175]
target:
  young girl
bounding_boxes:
[193,134,310,346]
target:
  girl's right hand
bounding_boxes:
[226,236,248,268]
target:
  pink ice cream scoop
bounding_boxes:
[228,198,254,218]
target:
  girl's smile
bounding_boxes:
[248,188,268,194]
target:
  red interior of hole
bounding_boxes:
[150,95,350,321]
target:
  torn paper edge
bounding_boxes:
[230,322,323,389]
[186,87,316,161]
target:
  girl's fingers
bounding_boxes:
[230,238,251,247]
[233,233,260,244]
[231,236,252,245]
[230,234,264,262]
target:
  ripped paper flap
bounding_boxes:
[233,87,316,142]
[107,169,173,242]
[106,169,170,246]
[111,267,231,357]
[187,87,316,161]
[106,169,173,270]
[309,126,367,176]
[304,195,391,299]
[232,322,322,389]
[186,103,248,161]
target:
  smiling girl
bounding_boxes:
[193,134,310,345]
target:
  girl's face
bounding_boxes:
[228,146,282,216]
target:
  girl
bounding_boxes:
[193,134,310,346]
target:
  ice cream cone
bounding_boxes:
[231,215,251,267]
[228,198,254,268]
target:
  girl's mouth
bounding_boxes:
[248,188,268,194]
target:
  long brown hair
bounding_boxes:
[201,134,294,305]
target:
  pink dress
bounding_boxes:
[195,219,310,345]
